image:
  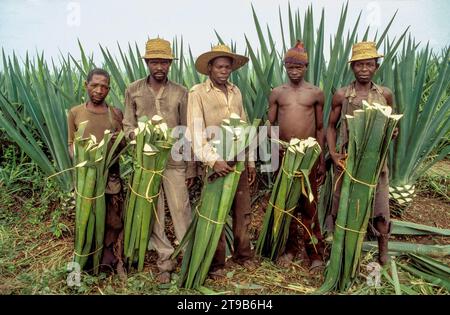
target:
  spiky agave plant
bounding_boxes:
[387,41,450,215]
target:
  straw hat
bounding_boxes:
[142,38,176,60]
[348,41,384,63]
[195,44,249,75]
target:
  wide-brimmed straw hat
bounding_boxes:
[195,44,249,75]
[142,38,176,60]
[348,41,384,63]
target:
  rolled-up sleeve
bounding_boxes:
[67,109,76,146]
[187,90,220,168]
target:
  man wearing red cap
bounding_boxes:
[268,41,326,273]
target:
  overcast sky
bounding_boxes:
[0,0,449,64]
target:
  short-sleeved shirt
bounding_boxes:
[67,103,122,146]
[67,103,123,194]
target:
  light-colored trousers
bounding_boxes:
[148,168,192,272]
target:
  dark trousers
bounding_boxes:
[101,192,124,268]
[284,166,325,261]
[326,162,391,237]
[211,169,253,269]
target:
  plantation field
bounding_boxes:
[0,3,448,295]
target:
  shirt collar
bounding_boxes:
[205,78,237,94]
[345,80,383,98]
[146,75,170,87]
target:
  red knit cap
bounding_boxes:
[284,41,308,65]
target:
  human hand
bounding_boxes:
[248,166,256,186]
[213,160,233,177]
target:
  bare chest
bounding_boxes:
[277,90,317,110]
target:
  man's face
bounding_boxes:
[208,57,233,85]
[85,74,110,105]
[351,58,378,84]
[147,58,172,82]
[285,62,307,83]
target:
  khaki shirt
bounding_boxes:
[187,78,255,168]
[337,81,388,152]
[123,77,195,177]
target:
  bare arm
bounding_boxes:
[315,89,326,184]
[383,87,394,107]
[315,89,325,158]
[237,90,255,169]
[112,107,124,129]
[67,109,75,160]
[111,107,127,150]
[326,89,345,166]
[383,87,398,138]
[267,88,279,127]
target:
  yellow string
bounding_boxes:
[135,163,164,175]
[334,157,377,191]
[127,183,161,226]
[195,206,225,225]
[282,167,304,178]
[73,245,103,257]
[131,164,180,227]
[74,187,105,201]
[127,183,160,203]
[233,169,242,175]
[46,166,77,180]
[134,163,176,191]
[268,201,318,255]
[335,223,366,235]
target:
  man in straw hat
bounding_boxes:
[187,44,257,279]
[123,38,196,283]
[267,41,326,273]
[67,68,126,279]
[326,41,396,265]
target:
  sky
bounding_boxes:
[0,0,449,65]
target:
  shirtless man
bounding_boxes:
[268,41,326,273]
[326,41,395,265]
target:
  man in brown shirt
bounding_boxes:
[67,68,126,278]
[187,44,257,279]
[326,42,396,265]
[123,38,195,283]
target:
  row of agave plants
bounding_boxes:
[0,3,448,215]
